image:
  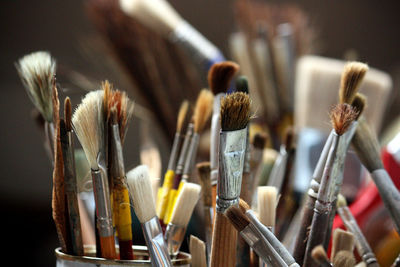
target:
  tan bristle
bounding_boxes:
[220,92,251,131]
[225,205,250,232]
[72,90,104,169]
[208,61,240,95]
[126,165,156,223]
[193,89,214,133]
[177,100,189,133]
[16,51,56,122]
[197,162,212,207]
[329,103,358,135]
[170,182,201,226]
[331,228,355,260]
[351,93,366,120]
[239,198,250,213]
[311,245,329,265]
[252,132,267,150]
[64,97,72,132]
[355,261,367,267]
[332,251,356,267]
[102,80,112,119]
[337,194,348,208]
[339,62,369,104]
[189,235,207,267]
[257,186,277,227]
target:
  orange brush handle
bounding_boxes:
[211,185,217,228]
[100,235,117,259]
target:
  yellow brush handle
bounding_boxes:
[114,188,133,241]
[164,180,186,224]
[156,170,175,218]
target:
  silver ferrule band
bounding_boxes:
[210,94,223,172]
[182,133,199,176]
[165,223,186,256]
[216,198,238,213]
[143,217,172,266]
[175,124,194,174]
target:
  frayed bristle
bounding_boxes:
[332,251,356,267]
[239,198,250,213]
[126,165,156,223]
[337,194,347,208]
[311,245,329,265]
[225,205,250,232]
[257,186,277,227]
[235,75,249,94]
[193,89,213,133]
[72,90,104,169]
[170,182,201,226]
[177,100,189,133]
[208,61,240,95]
[252,132,267,150]
[283,126,295,150]
[64,97,72,132]
[352,93,366,120]
[16,51,56,122]
[339,62,368,104]
[329,103,358,135]
[220,92,251,131]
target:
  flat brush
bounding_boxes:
[60,97,84,256]
[258,186,278,232]
[311,245,332,267]
[210,92,250,267]
[331,228,355,260]
[249,132,268,196]
[303,104,358,267]
[126,165,172,266]
[332,251,356,267]
[157,100,189,221]
[190,235,207,267]
[72,90,116,259]
[337,194,379,267]
[119,0,224,69]
[165,182,201,256]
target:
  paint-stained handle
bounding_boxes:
[99,235,117,259]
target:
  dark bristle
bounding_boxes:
[329,103,358,135]
[235,75,249,94]
[197,162,211,177]
[351,93,366,120]
[220,92,251,131]
[208,61,240,95]
[196,162,211,207]
[64,97,72,132]
[339,62,369,104]
[110,107,118,125]
[239,198,250,212]
[252,132,267,150]
[283,126,295,150]
[332,251,356,267]
[311,245,328,265]
[225,205,250,232]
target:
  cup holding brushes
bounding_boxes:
[127,165,172,266]
[164,182,201,257]
[72,90,117,259]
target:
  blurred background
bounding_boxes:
[1,0,400,266]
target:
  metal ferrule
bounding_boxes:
[175,124,194,175]
[268,145,288,192]
[210,94,223,184]
[241,224,273,266]
[182,133,200,178]
[91,168,113,237]
[246,210,299,267]
[164,223,186,257]
[110,124,126,184]
[142,217,172,266]
[171,21,224,68]
[217,127,247,212]
[167,133,182,171]
[244,127,251,173]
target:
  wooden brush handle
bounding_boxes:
[210,212,238,267]
[292,194,316,264]
[100,235,117,259]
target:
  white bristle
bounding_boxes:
[119,0,181,36]
[257,186,278,227]
[72,90,104,170]
[170,182,201,226]
[16,51,56,122]
[189,235,207,267]
[126,165,156,223]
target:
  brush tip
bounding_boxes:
[351,93,366,120]
[283,126,295,150]
[235,75,249,94]
[311,245,329,265]
[333,251,356,267]
[337,194,347,208]
[225,205,250,232]
[239,198,250,212]
[220,92,251,131]
[330,103,358,135]
[194,89,214,133]
[208,61,239,95]
[252,132,267,150]
[196,162,211,177]
[64,97,72,132]
[170,182,201,226]
[339,61,369,104]
[177,100,189,133]
[257,186,278,227]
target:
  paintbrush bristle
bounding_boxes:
[193,89,214,133]
[283,126,295,150]
[126,165,156,223]
[64,97,72,132]
[197,162,212,207]
[330,103,358,135]
[72,90,104,170]
[352,93,366,120]
[239,198,250,213]
[235,75,249,94]
[208,61,240,95]
[177,100,189,133]
[257,186,277,227]
[16,51,56,122]
[337,194,347,208]
[189,235,207,267]
[332,251,356,267]
[252,132,267,150]
[220,92,251,131]
[225,205,250,232]
[331,228,355,259]
[170,182,201,226]
[311,245,329,265]
[339,62,369,104]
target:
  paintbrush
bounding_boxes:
[164,89,213,224]
[258,186,278,232]
[208,61,240,218]
[60,97,84,256]
[157,100,189,222]
[16,51,56,161]
[311,245,332,267]
[225,205,287,266]
[303,103,358,267]
[292,62,367,263]
[332,251,356,267]
[196,161,212,260]
[249,132,268,196]
[331,228,355,260]
[165,182,201,256]
[126,165,172,266]
[337,194,379,267]
[72,90,116,259]
[119,0,224,69]
[190,235,207,267]
[210,92,250,267]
